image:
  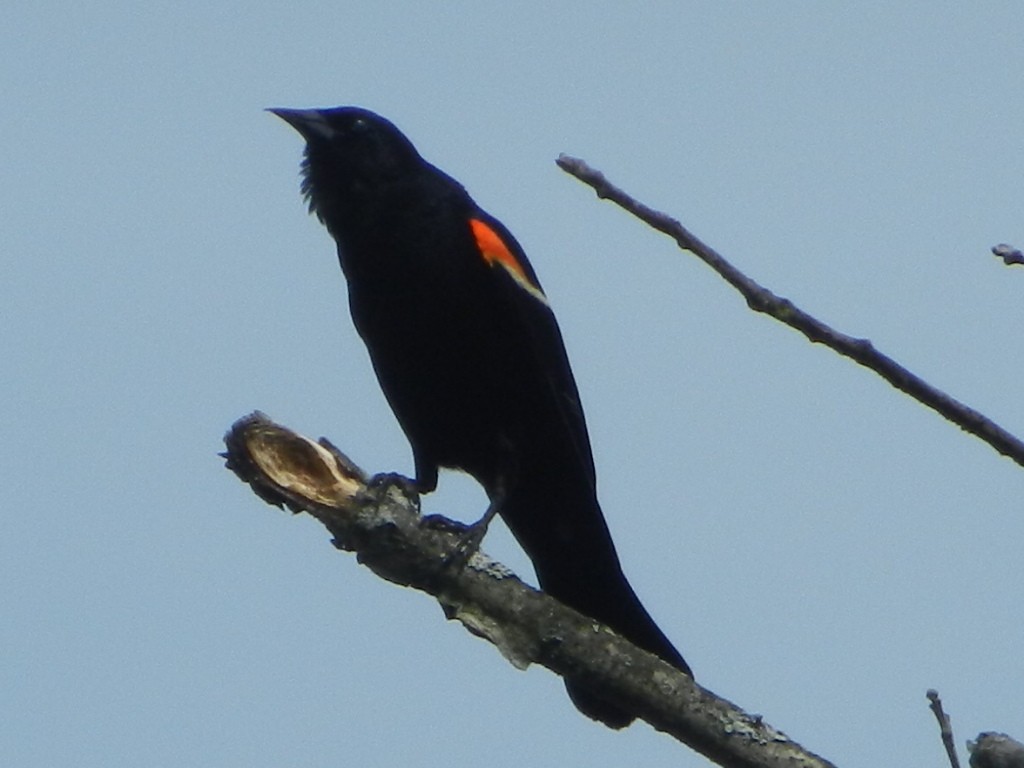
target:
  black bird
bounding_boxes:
[269,106,690,727]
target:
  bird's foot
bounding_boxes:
[422,498,501,573]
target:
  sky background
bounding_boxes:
[3,3,1023,766]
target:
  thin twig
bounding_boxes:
[557,154,1024,469]
[927,690,962,768]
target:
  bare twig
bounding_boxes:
[928,689,962,768]
[223,412,837,768]
[557,154,1024,469]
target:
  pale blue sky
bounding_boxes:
[4,3,1023,766]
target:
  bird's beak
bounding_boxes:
[266,108,335,142]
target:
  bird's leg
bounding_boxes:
[459,489,503,553]
[413,454,439,494]
[440,482,506,572]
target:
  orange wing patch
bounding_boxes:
[470,218,548,305]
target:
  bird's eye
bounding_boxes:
[350,118,369,134]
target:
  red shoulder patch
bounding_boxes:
[469,218,548,305]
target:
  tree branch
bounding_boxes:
[223,411,836,768]
[992,243,1024,266]
[556,155,1024,469]
[969,732,1024,768]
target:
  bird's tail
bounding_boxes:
[501,484,690,728]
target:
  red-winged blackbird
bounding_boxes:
[270,106,690,727]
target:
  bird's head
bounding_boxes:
[268,106,423,225]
